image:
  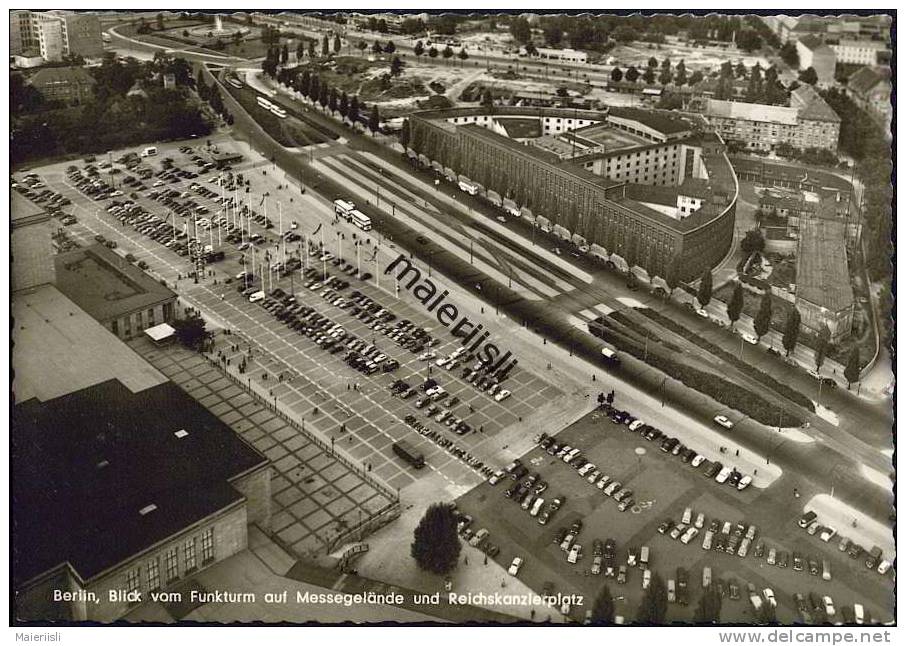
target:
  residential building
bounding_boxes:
[9,10,103,62]
[702,86,840,153]
[11,192,55,293]
[407,106,737,281]
[827,38,890,66]
[54,244,177,340]
[27,66,96,104]
[847,66,892,130]
[796,35,836,86]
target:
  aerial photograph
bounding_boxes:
[8,5,896,639]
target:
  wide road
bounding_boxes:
[213,73,894,533]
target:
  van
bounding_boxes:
[141,146,158,157]
[248,290,265,303]
[822,559,832,581]
[639,546,650,569]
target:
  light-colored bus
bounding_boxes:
[256,96,274,110]
[270,105,287,119]
[333,199,356,219]
[458,180,479,195]
[349,209,372,231]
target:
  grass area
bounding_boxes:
[713,282,791,335]
[591,317,804,427]
[634,309,815,412]
[359,77,428,102]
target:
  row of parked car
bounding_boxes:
[797,511,892,575]
[536,432,637,512]
[604,403,753,490]
[410,378,473,435]
[341,288,439,355]
[400,415,493,479]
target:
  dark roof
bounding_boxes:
[54,244,176,322]
[797,218,854,312]
[791,86,841,123]
[607,106,695,135]
[847,66,886,95]
[494,117,542,139]
[29,65,96,88]
[13,379,268,585]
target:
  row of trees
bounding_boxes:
[413,40,470,65]
[271,67,382,133]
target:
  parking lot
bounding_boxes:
[454,408,895,624]
[18,136,562,499]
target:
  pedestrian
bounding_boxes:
[735,448,739,457]
[754,468,758,475]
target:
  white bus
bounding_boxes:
[333,199,356,219]
[458,180,479,195]
[270,105,287,119]
[257,96,274,110]
[600,346,620,366]
[349,209,372,231]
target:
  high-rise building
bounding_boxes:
[9,10,103,62]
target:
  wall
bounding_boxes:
[109,300,176,340]
[231,464,273,531]
[12,216,55,292]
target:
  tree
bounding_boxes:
[172,316,210,351]
[458,48,469,66]
[321,34,330,57]
[428,46,439,60]
[414,40,424,57]
[524,42,538,56]
[308,40,316,59]
[318,82,329,108]
[544,23,564,46]
[814,325,830,371]
[309,75,320,102]
[673,59,687,86]
[658,64,673,86]
[400,119,410,147]
[753,292,773,340]
[782,308,801,357]
[385,40,396,54]
[689,70,704,86]
[611,67,623,82]
[665,256,681,296]
[328,87,338,112]
[280,43,289,66]
[779,41,799,69]
[372,39,383,55]
[735,61,747,79]
[844,348,861,388]
[443,45,454,64]
[510,16,532,44]
[613,25,638,43]
[740,228,765,254]
[727,282,744,329]
[156,13,165,30]
[648,56,659,69]
[390,56,404,77]
[636,572,668,624]
[642,67,656,84]
[410,503,461,574]
[333,34,341,54]
[625,66,640,82]
[694,584,723,623]
[799,67,818,85]
[697,268,713,308]
[591,584,615,624]
[368,104,380,132]
[338,91,349,117]
[349,95,360,124]
[481,89,494,107]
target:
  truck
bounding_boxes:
[392,440,425,469]
[600,346,621,366]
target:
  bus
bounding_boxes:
[227,77,243,89]
[600,346,620,366]
[349,209,372,231]
[458,180,479,195]
[392,440,425,469]
[333,199,356,219]
[256,96,274,111]
[270,105,287,119]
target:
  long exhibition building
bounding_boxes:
[406,106,738,282]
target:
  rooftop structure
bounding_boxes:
[795,217,854,342]
[55,243,177,339]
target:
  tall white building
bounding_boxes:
[10,10,103,62]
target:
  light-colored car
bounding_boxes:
[560,533,575,552]
[820,526,837,542]
[628,419,645,431]
[823,596,835,617]
[667,579,676,602]
[694,512,706,529]
[587,470,602,484]
[763,588,777,608]
[529,497,545,517]
[737,538,751,558]
[877,560,892,575]
[696,307,709,318]
[494,389,511,402]
[854,604,865,624]
[469,528,489,547]
[691,454,707,467]
[737,475,753,490]
[567,544,583,564]
[488,470,505,485]
[713,415,734,429]
[578,463,596,477]
[596,475,612,490]
[767,547,777,565]
[642,569,652,590]
[680,527,700,545]
[742,333,759,345]
[702,532,714,551]
[715,466,733,483]
[508,557,523,576]
[591,555,603,575]
[682,507,693,525]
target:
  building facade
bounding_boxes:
[847,66,892,130]
[10,10,103,61]
[796,35,836,85]
[408,107,737,282]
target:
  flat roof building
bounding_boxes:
[795,217,854,343]
[55,243,177,340]
[11,191,55,293]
